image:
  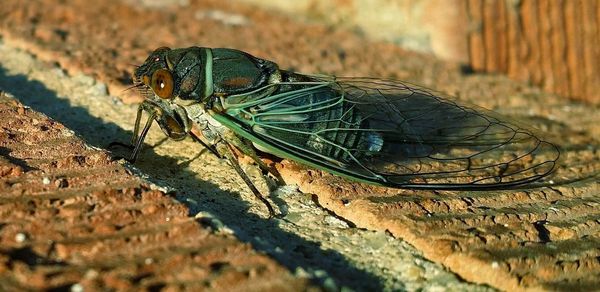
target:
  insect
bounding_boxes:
[116,46,560,217]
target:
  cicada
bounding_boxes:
[119,46,560,217]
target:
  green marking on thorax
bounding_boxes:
[204,48,214,98]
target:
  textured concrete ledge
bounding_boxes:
[0,92,310,291]
[0,0,599,290]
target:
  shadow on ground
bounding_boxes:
[0,66,386,290]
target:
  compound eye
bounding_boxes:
[150,69,174,99]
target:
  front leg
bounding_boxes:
[108,102,158,163]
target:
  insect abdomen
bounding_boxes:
[252,84,383,165]
[306,100,381,163]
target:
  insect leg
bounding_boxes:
[242,140,286,186]
[127,106,158,162]
[108,103,156,162]
[217,141,277,218]
[188,130,223,159]
[130,103,144,145]
[220,130,286,186]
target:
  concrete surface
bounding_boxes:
[0,0,599,291]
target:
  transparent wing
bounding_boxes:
[223,77,560,189]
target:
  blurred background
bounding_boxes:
[1,0,598,104]
[239,0,599,104]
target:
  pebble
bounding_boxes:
[70,283,83,292]
[15,233,26,243]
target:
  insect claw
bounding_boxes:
[270,212,288,220]
[107,141,134,161]
[108,141,135,150]
[107,141,140,163]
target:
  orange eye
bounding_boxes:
[150,69,174,99]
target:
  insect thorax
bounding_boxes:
[183,103,225,144]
